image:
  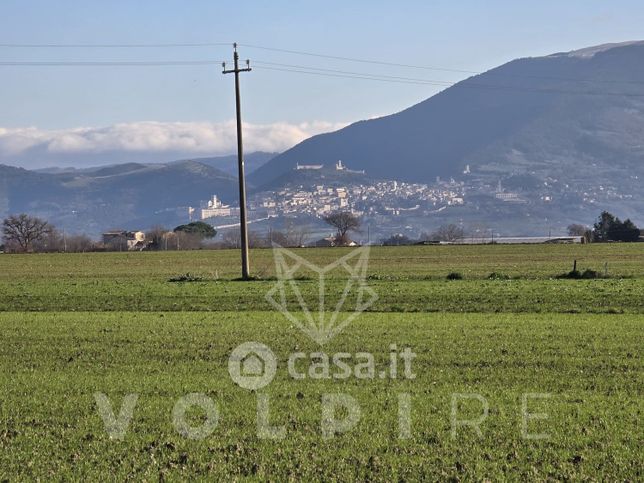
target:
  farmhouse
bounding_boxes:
[102,230,146,250]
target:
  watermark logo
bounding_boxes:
[228,341,277,390]
[265,245,378,345]
[94,246,555,442]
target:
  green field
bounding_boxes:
[0,244,642,480]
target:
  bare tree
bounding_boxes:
[175,231,202,250]
[221,230,241,249]
[248,231,267,248]
[467,222,490,243]
[2,214,52,252]
[267,230,289,247]
[146,225,169,250]
[567,223,592,242]
[268,222,311,247]
[284,219,311,247]
[65,234,95,252]
[323,212,361,246]
[33,227,64,252]
[430,224,465,242]
[567,224,586,236]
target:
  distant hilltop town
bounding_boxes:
[184,156,635,240]
[192,160,465,222]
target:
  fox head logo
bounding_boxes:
[265,246,378,345]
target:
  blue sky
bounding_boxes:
[1,1,643,167]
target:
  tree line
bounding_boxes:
[1,210,640,253]
[0,215,221,253]
[0,215,314,253]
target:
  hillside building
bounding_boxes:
[336,160,365,174]
[201,195,233,219]
[295,162,323,170]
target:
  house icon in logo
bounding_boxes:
[241,352,265,377]
[228,342,277,390]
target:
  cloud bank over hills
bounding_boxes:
[0,120,347,169]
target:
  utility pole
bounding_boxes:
[223,43,252,280]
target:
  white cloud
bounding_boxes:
[0,120,348,167]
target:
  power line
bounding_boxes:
[253,64,644,98]
[0,40,480,75]
[0,60,225,66]
[255,66,447,87]
[0,42,231,48]
[2,58,642,97]
[240,43,479,75]
[1,48,643,96]
[2,40,643,85]
[253,62,449,86]
[241,43,644,86]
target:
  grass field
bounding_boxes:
[0,244,642,480]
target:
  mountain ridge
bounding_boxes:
[0,159,239,236]
[250,41,644,189]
